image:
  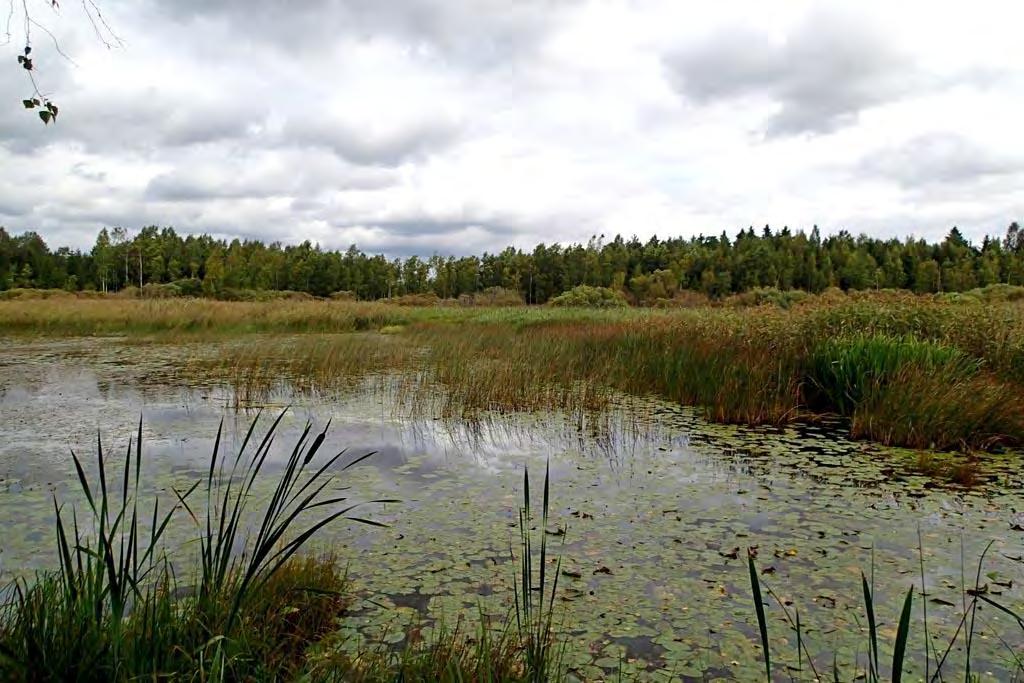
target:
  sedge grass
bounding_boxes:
[6,295,1024,449]
[188,302,1024,451]
[0,410,395,680]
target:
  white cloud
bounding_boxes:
[2,0,1024,254]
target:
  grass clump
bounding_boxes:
[0,412,391,681]
[807,335,1024,449]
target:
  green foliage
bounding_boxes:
[4,222,1024,301]
[513,462,565,682]
[548,285,628,308]
[806,335,1023,449]
[806,335,977,415]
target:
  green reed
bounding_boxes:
[0,411,392,680]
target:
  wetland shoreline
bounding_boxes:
[1,298,1023,680]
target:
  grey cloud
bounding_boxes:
[0,83,262,155]
[284,115,461,166]
[145,149,399,201]
[155,0,574,67]
[664,7,928,135]
[858,133,1023,187]
[145,173,278,202]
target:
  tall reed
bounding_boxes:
[0,411,394,680]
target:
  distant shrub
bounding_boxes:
[0,288,73,300]
[818,286,847,303]
[389,292,441,307]
[451,287,524,307]
[971,283,1024,302]
[115,286,141,299]
[652,290,710,308]
[548,285,629,308]
[330,290,356,301]
[141,283,182,299]
[938,291,982,305]
[218,288,314,302]
[171,278,203,297]
[725,287,810,309]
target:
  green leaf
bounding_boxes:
[891,586,914,683]
[862,572,879,682]
[39,110,52,125]
[22,100,35,109]
[748,550,771,682]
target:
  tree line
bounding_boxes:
[2,223,1024,303]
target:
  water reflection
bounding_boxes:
[1,338,1022,679]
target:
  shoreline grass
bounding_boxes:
[181,301,1024,452]
[5,293,1024,452]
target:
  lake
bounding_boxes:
[1,336,1022,680]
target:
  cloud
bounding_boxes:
[155,0,574,67]
[3,0,1024,255]
[858,133,1024,187]
[144,147,398,202]
[664,6,930,136]
[283,114,461,166]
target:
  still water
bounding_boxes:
[1,337,1022,680]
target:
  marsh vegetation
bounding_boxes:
[1,291,1022,680]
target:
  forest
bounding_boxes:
[2,223,1024,303]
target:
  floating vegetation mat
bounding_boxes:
[0,337,1022,680]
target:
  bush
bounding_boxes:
[725,287,810,309]
[462,287,525,306]
[171,278,203,297]
[218,288,315,302]
[548,285,628,308]
[971,283,1024,302]
[0,288,74,300]
[388,292,442,307]
[654,289,711,308]
[141,283,182,299]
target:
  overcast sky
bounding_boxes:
[2,0,1023,256]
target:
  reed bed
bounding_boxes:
[0,297,652,337]
[0,299,417,336]
[191,333,420,407]
[8,294,1024,450]
[190,299,1024,451]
